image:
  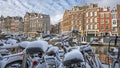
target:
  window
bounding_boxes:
[94,18,97,22]
[90,12,93,16]
[101,26,104,30]
[100,14,104,18]
[32,22,36,27]
[106,26,109,30]
[71,21,74,24]
[100,19,104,24]
[90,25,92,29]
[105,19,109,24]
[113,20,117,24]
[94,24,97,29]
[94,12,97,16]
[106,13,109,18]
[112,27,117,31]
[86,12,88,17]
[78,20,81,23]
[86,25,88,29]
[86,19,88,23]
[112,14,116,19]
[79,26,81,30]
[90,18,93,22]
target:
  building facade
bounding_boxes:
[50,21,61,34]
[0,16,4,33]
[3,16,12,33]
[98,8,112,36]
[24,12,50,37]
[117,5,120,35]
[61,3,114,42]
[85,3,99,41]
[61,10,72,34]
[54,19,62,34]
[0,16,23,34]
[50,25,55,34]
[61,3,100,42]
[11,17,23,34]
[61,5,88,35]
[53,22,61,34]
[111,7,118,36]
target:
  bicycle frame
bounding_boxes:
[108,36,120,68]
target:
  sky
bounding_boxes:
[0,0,120,24]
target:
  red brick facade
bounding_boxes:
[98,8,112,35]
[117,5,120,35]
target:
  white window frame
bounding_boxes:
[86,12,88,17]
[94,24,97,29]
[90,12,93,16]
[101,19,104,24]
[112,27,117,31]
[90,18,93,22]
[86,19,88,23]
[94,18,97,22]
[90,25,92,29]
[94,12,97,16]
[106,13,109,18]
[100,14,104,18]
[80,26,81,30]
[113,20,116,24]
[112,14,116,19]
[106,19,109,24]
[101,26,104,30]
[86,25,88,29]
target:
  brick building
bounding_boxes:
[85,3,99,41]
[117,5,120,35]
[50,21,61,34]
[54,22,61,34]
[11,17,23,34]
[55,19,62,34]
[98,8,112,36]
[50,25,55,34]
[61,3,114,42]
[0,16,23,34]
[24,12,50,37]
[61,3,100,42]
[61,10,72,34]
[61,5,88,35]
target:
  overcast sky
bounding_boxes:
[0,0,120,24]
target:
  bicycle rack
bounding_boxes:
[108,36,120,68]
